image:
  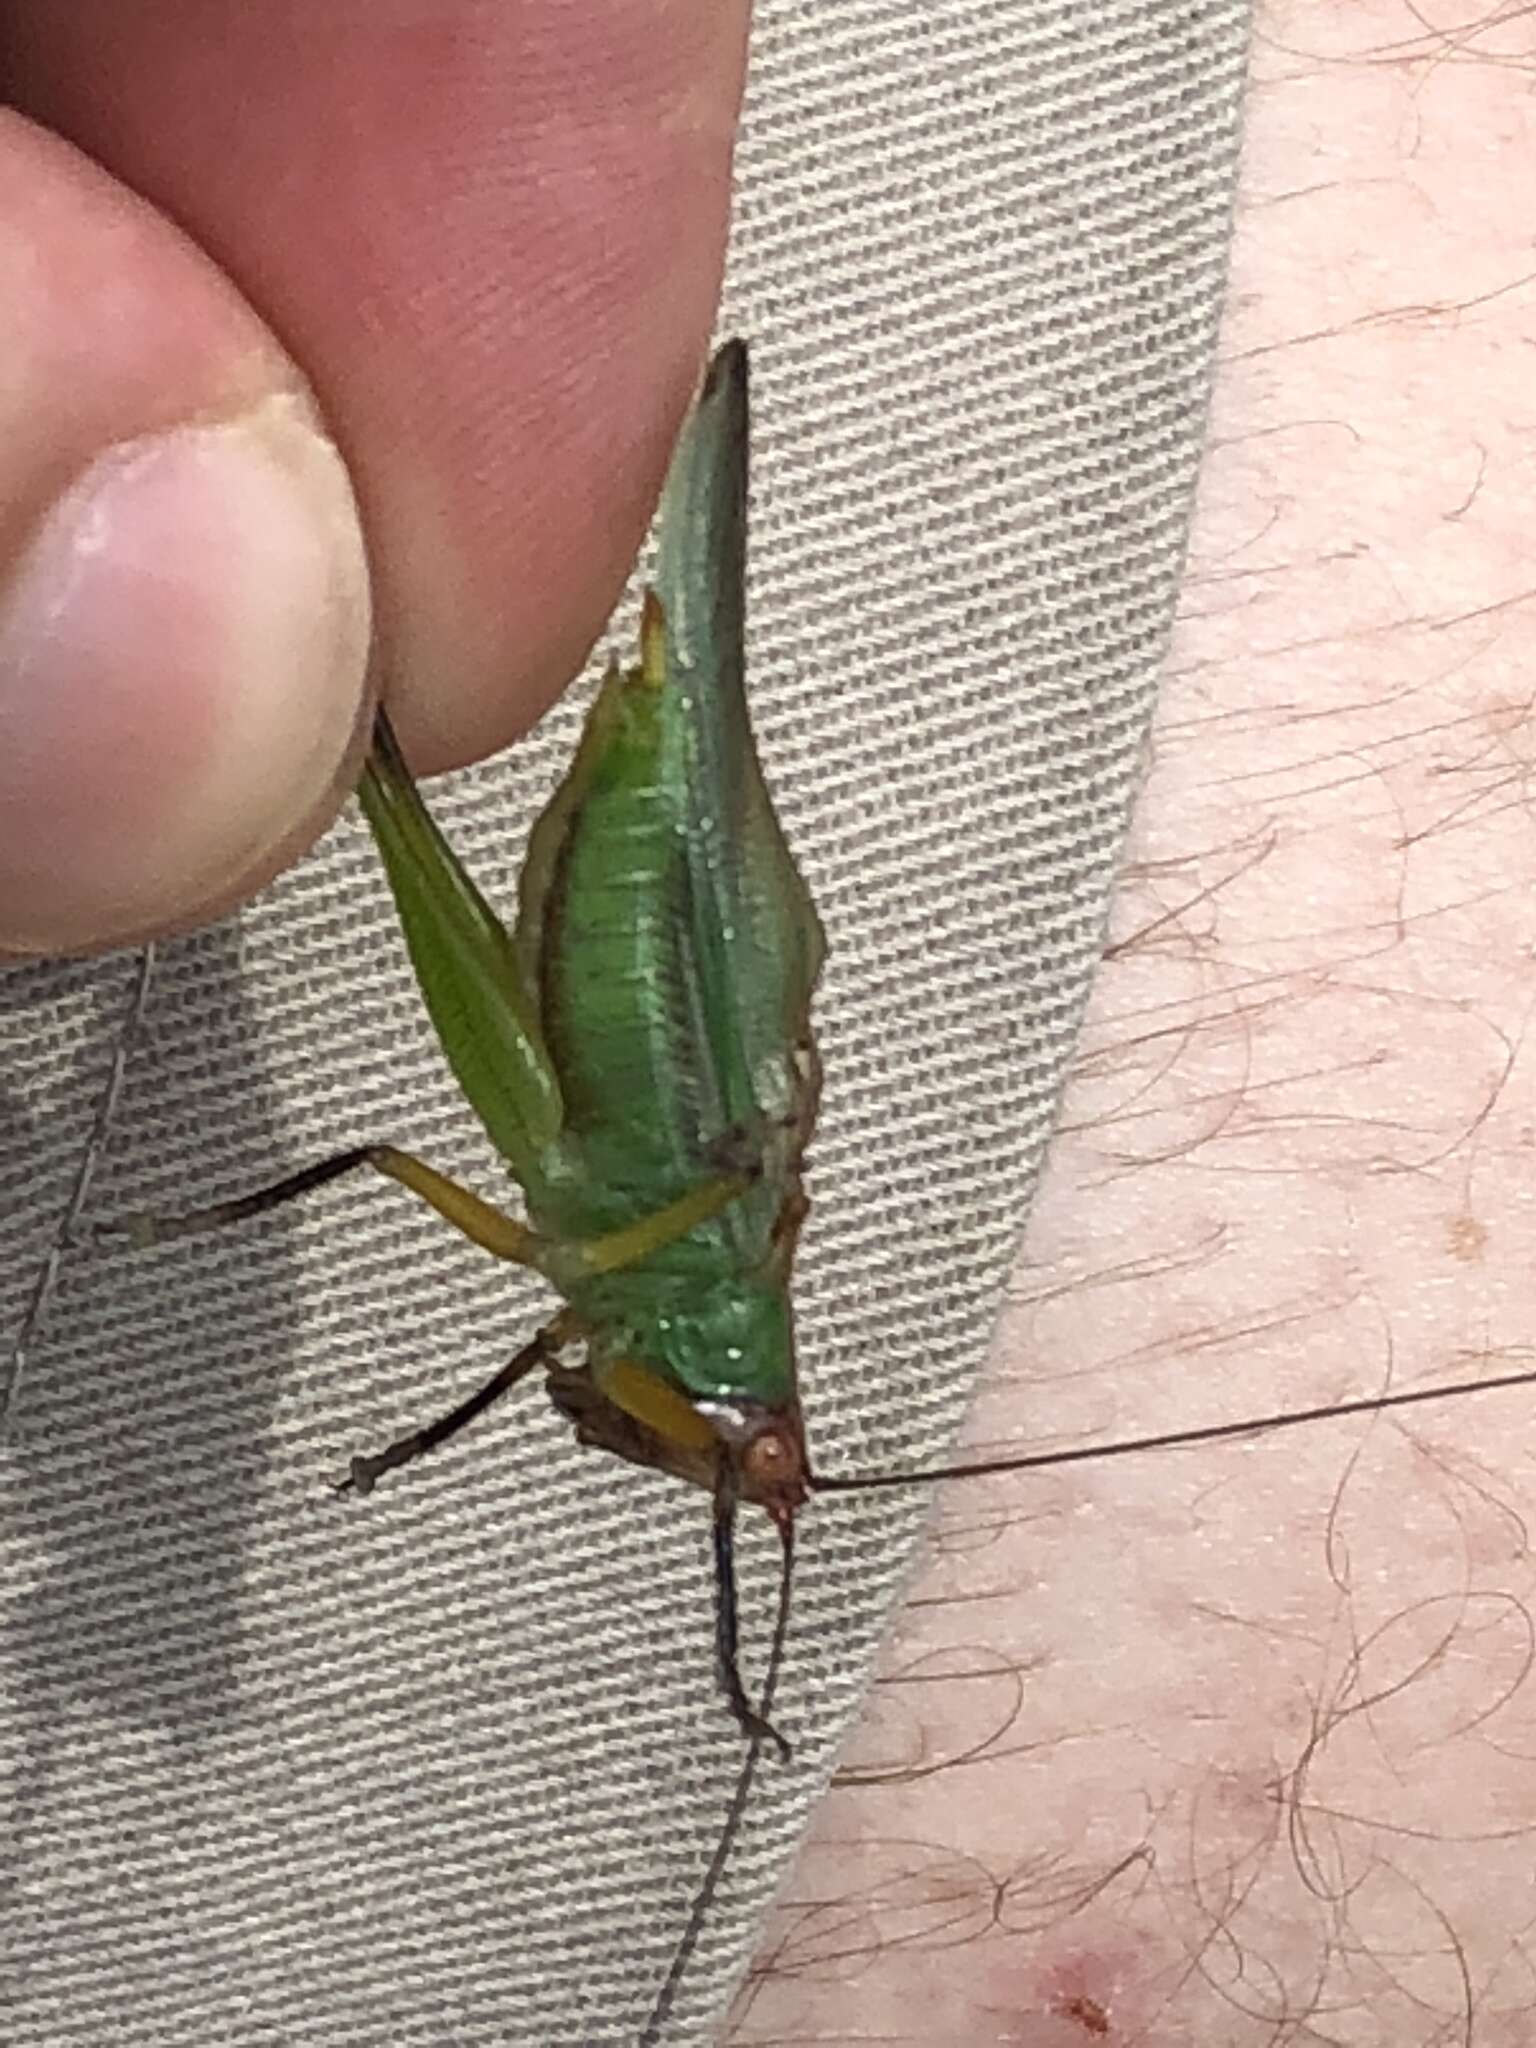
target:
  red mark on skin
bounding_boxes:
[1019,1936,1146,2044]
[1054,1992,1110,2036]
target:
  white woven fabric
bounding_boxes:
[0,4,1248,2041]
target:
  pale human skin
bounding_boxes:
[732,9,1536,2044]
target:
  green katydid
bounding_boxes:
[89,337,1536,2038]
[104,341,819,1762]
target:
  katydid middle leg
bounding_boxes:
[87,1142,755,1284]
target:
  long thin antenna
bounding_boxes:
[638,1515,795,2048]
[808,1358,1536,1495]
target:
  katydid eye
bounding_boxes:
[744,1427,802,1489]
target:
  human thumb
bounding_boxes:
[0,115,371,958]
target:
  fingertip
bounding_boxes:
[0,398,372,955]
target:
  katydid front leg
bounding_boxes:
[340,1307,585,1496]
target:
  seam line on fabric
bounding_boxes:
[1,942,156,1431]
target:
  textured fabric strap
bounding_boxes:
[0,5,1249,2041]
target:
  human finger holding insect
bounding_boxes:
[0,2,750,958]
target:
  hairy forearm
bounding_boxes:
[738,6,1536,2041]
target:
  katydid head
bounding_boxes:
[697,1399,809,1526]
[612,1281,809,1516]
